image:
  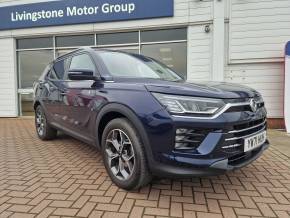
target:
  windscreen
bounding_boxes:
[98,51,182,82]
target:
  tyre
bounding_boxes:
[101,118,152,190]
[35,105,57,140]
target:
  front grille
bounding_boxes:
[225,102,264,113]
[220,118,267,154]
[227,118,267,140]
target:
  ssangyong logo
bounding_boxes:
[250,99,258,112]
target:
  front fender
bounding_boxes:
[94,103,155,163]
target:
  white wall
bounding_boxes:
[187,24,212,81]
[224,0,289,118]
[0,38,17,117]
[225,62,284,118]
[229,0,290,62]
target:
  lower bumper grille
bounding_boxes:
[228,145,263,166]
[221,118,267,154]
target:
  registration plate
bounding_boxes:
[244,131,267,152]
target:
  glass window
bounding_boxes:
[98,51,182,81]
[56,49,73,57]
[141,42,187,78]
[18,50,54,88]
[17,37,53,49]
[19,93,34,116]
[70,54,95,71]
[141,28,187,43]
[97,32,138,45]
[56,35,94,48]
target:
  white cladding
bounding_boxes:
[0,0,288,119]
[187,25,212,82]
[226,0,289,118]
[0,38,17,117]
[229,0,290,61]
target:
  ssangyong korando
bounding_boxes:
[34,47,269,190]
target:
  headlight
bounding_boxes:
[152,93,226,115]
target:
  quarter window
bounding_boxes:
[53,60,65,79]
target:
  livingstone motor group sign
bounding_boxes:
[0,0,174,30]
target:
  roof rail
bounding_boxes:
[55,47,93,61]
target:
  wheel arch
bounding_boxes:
[95,103,152,158]
[33,100,41,110]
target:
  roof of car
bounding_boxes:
[54,47,125,62]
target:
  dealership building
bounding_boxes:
[0,0,288,128]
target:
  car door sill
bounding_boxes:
[50,122,95,146]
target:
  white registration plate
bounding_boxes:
[244,131,267,152]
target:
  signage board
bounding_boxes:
[0,0,174,30]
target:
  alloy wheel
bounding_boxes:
[36,109,45,136]
[105,129,135,180]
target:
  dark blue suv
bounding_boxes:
[34,47,269,190]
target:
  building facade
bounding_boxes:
[0,0,288,128]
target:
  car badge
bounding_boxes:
[250,99,258,112]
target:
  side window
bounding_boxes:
[69,54,95,71]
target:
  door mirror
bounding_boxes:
[68,69,99,81]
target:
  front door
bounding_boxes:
[58,52,100,140]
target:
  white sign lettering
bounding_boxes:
[10,3,136,23]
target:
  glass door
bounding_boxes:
[17,49,54,116]
[18,89,34,116]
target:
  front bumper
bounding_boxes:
[151,141,269,177]
[144,107,269,177]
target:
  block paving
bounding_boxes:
[0,118,290,218]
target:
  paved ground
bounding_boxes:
[268,130,290,158]
[0,118,290,218]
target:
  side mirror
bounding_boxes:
[68,69,99,81]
